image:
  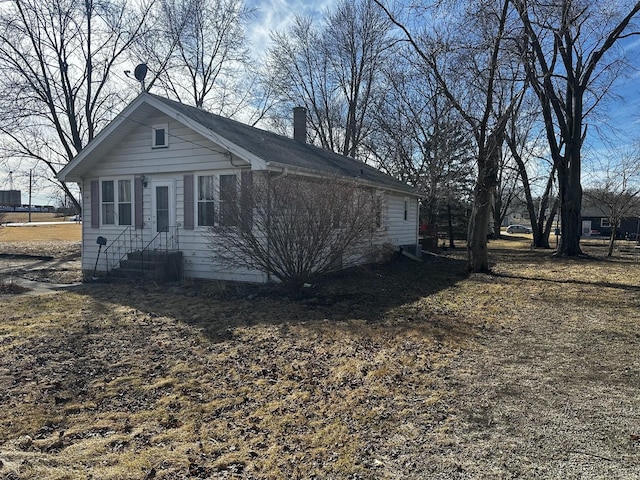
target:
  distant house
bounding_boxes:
[581,202,640,239]
[57,93,420,282]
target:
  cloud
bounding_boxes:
[246,0,338,58]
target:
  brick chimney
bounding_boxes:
[293,106,307,143]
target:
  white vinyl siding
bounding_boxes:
[385,193,419,246]
[81,112,419,282]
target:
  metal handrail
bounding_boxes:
[138,226,179,277]
[140,226,179,255]
[104,227,136,272]
[102,226,179,275]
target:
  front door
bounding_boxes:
[152,181,174,233]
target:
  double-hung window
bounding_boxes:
[198,175,216,226]
[101,179,132,226]
[196,174,239,227]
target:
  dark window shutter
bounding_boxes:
[241,170,253,229]
[134,176,144,229]
[91,180,99,228]
[184,174,194,230]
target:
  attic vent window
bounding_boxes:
[152,124,169,148]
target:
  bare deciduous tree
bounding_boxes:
[207,172,380,292]
[513,0,640,256]
[266,0,394,159]
[141,0,254,116]
[504,90,558,248]
[0,0,153,212]
[366,57,474,247]
[492,154,522,239]
[376,0,527,272]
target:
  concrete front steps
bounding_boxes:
[109,250,183,281]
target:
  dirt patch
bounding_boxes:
[0,241,81,284]
[0,240,639,478]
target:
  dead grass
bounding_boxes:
[0,238,639,478]
[1,212,73,224]
[0,223,81,243]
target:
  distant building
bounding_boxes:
[0,190,21,207]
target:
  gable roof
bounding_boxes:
[58,93,417,196]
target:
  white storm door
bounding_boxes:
[152,181,174,233]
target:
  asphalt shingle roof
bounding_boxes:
[150,94,416,195]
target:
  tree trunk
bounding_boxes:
[543,197,559,246]
[468,131,502,272]
[467,177,493,272]
[492,186,502,239]
[447,201,456,249]
[507,133,554,249]
[607,232,616,257]
[467,145,499,272]
[556,146,583,256]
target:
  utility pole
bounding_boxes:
[28,169,32,223]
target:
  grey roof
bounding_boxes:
[149,94,417,195]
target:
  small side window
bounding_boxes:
[375,192,383,228]
[152,124,169,148]
[404,197,409,221]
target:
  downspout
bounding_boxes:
[266,172,271,283]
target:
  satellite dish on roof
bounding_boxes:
[134,63,148,83]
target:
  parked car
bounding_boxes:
[506,224,532,234]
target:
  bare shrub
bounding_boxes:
[207,172,380,291]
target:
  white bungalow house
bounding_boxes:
[57,93,421,282]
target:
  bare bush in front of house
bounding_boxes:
[207,172,380,291]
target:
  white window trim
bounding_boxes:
[403,197,409,222]
[195,172,239,228]
[100,177,133,227]
[152,123,169,149]
[601,218,611,228]
[196,174,217,228]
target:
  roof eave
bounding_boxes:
[57,93,151,182]
[56,93,268,183]
[265,160,419,197]
[147,96,268,171]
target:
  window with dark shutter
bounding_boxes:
[184,174,194,230]
[91,180,99,228]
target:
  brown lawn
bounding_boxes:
[0,234,639,479]
[0,222,81,243]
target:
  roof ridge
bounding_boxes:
[146,93,417,195]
